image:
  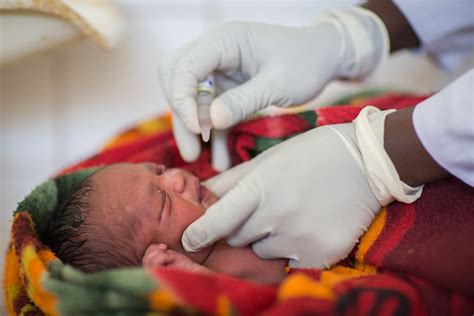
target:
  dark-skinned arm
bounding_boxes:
[363,0,449,186]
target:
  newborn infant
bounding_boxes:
[45,163,287,285]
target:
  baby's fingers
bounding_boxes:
[143,243,175,268]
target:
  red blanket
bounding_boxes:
[53,94,474,315]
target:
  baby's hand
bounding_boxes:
[143,244,212,274]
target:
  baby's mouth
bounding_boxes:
[198,184,209,205]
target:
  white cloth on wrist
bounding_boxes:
[354,106,424,205]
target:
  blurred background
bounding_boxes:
[1,1,471,312]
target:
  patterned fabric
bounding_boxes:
[3,93,474,316]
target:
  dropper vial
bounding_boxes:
[197,75,216,142]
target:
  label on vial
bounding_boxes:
[197,76,216,95]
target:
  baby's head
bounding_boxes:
[44,163,217,272]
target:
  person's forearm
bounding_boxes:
[363,0,420,52]
[384,106,449,187]
[363,0,432,184]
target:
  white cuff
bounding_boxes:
[321,7,389,79]
[354,106,424,205]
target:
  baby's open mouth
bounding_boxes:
[198,185,209,204]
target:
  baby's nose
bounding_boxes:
[161,169,185,193]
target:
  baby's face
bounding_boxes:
[87,163,217,264]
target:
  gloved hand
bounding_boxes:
[159,7,389,167]
[182,107,423,268]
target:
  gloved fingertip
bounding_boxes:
[173,97,201,134]
[182,116,201,134]
[210,99,234,129]
[212,158,231,172]
[180,148,201,163]
[173,126,201,162]
[226,238,245,248]
[181,225,208,252]
[211,131,231,172]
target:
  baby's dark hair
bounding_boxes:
[43,175,142,272]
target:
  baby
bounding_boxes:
[44,162,287,285]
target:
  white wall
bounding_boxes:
[0,1,468,313]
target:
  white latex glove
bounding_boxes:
[159,7,389,167]
[182,107,423,268]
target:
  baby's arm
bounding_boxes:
[143,243,213,274]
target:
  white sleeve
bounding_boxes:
[394,0,474,70]
[412,69,474,186]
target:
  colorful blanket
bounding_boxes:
[4,93,474,316]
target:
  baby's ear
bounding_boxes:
[142,243,168,267]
